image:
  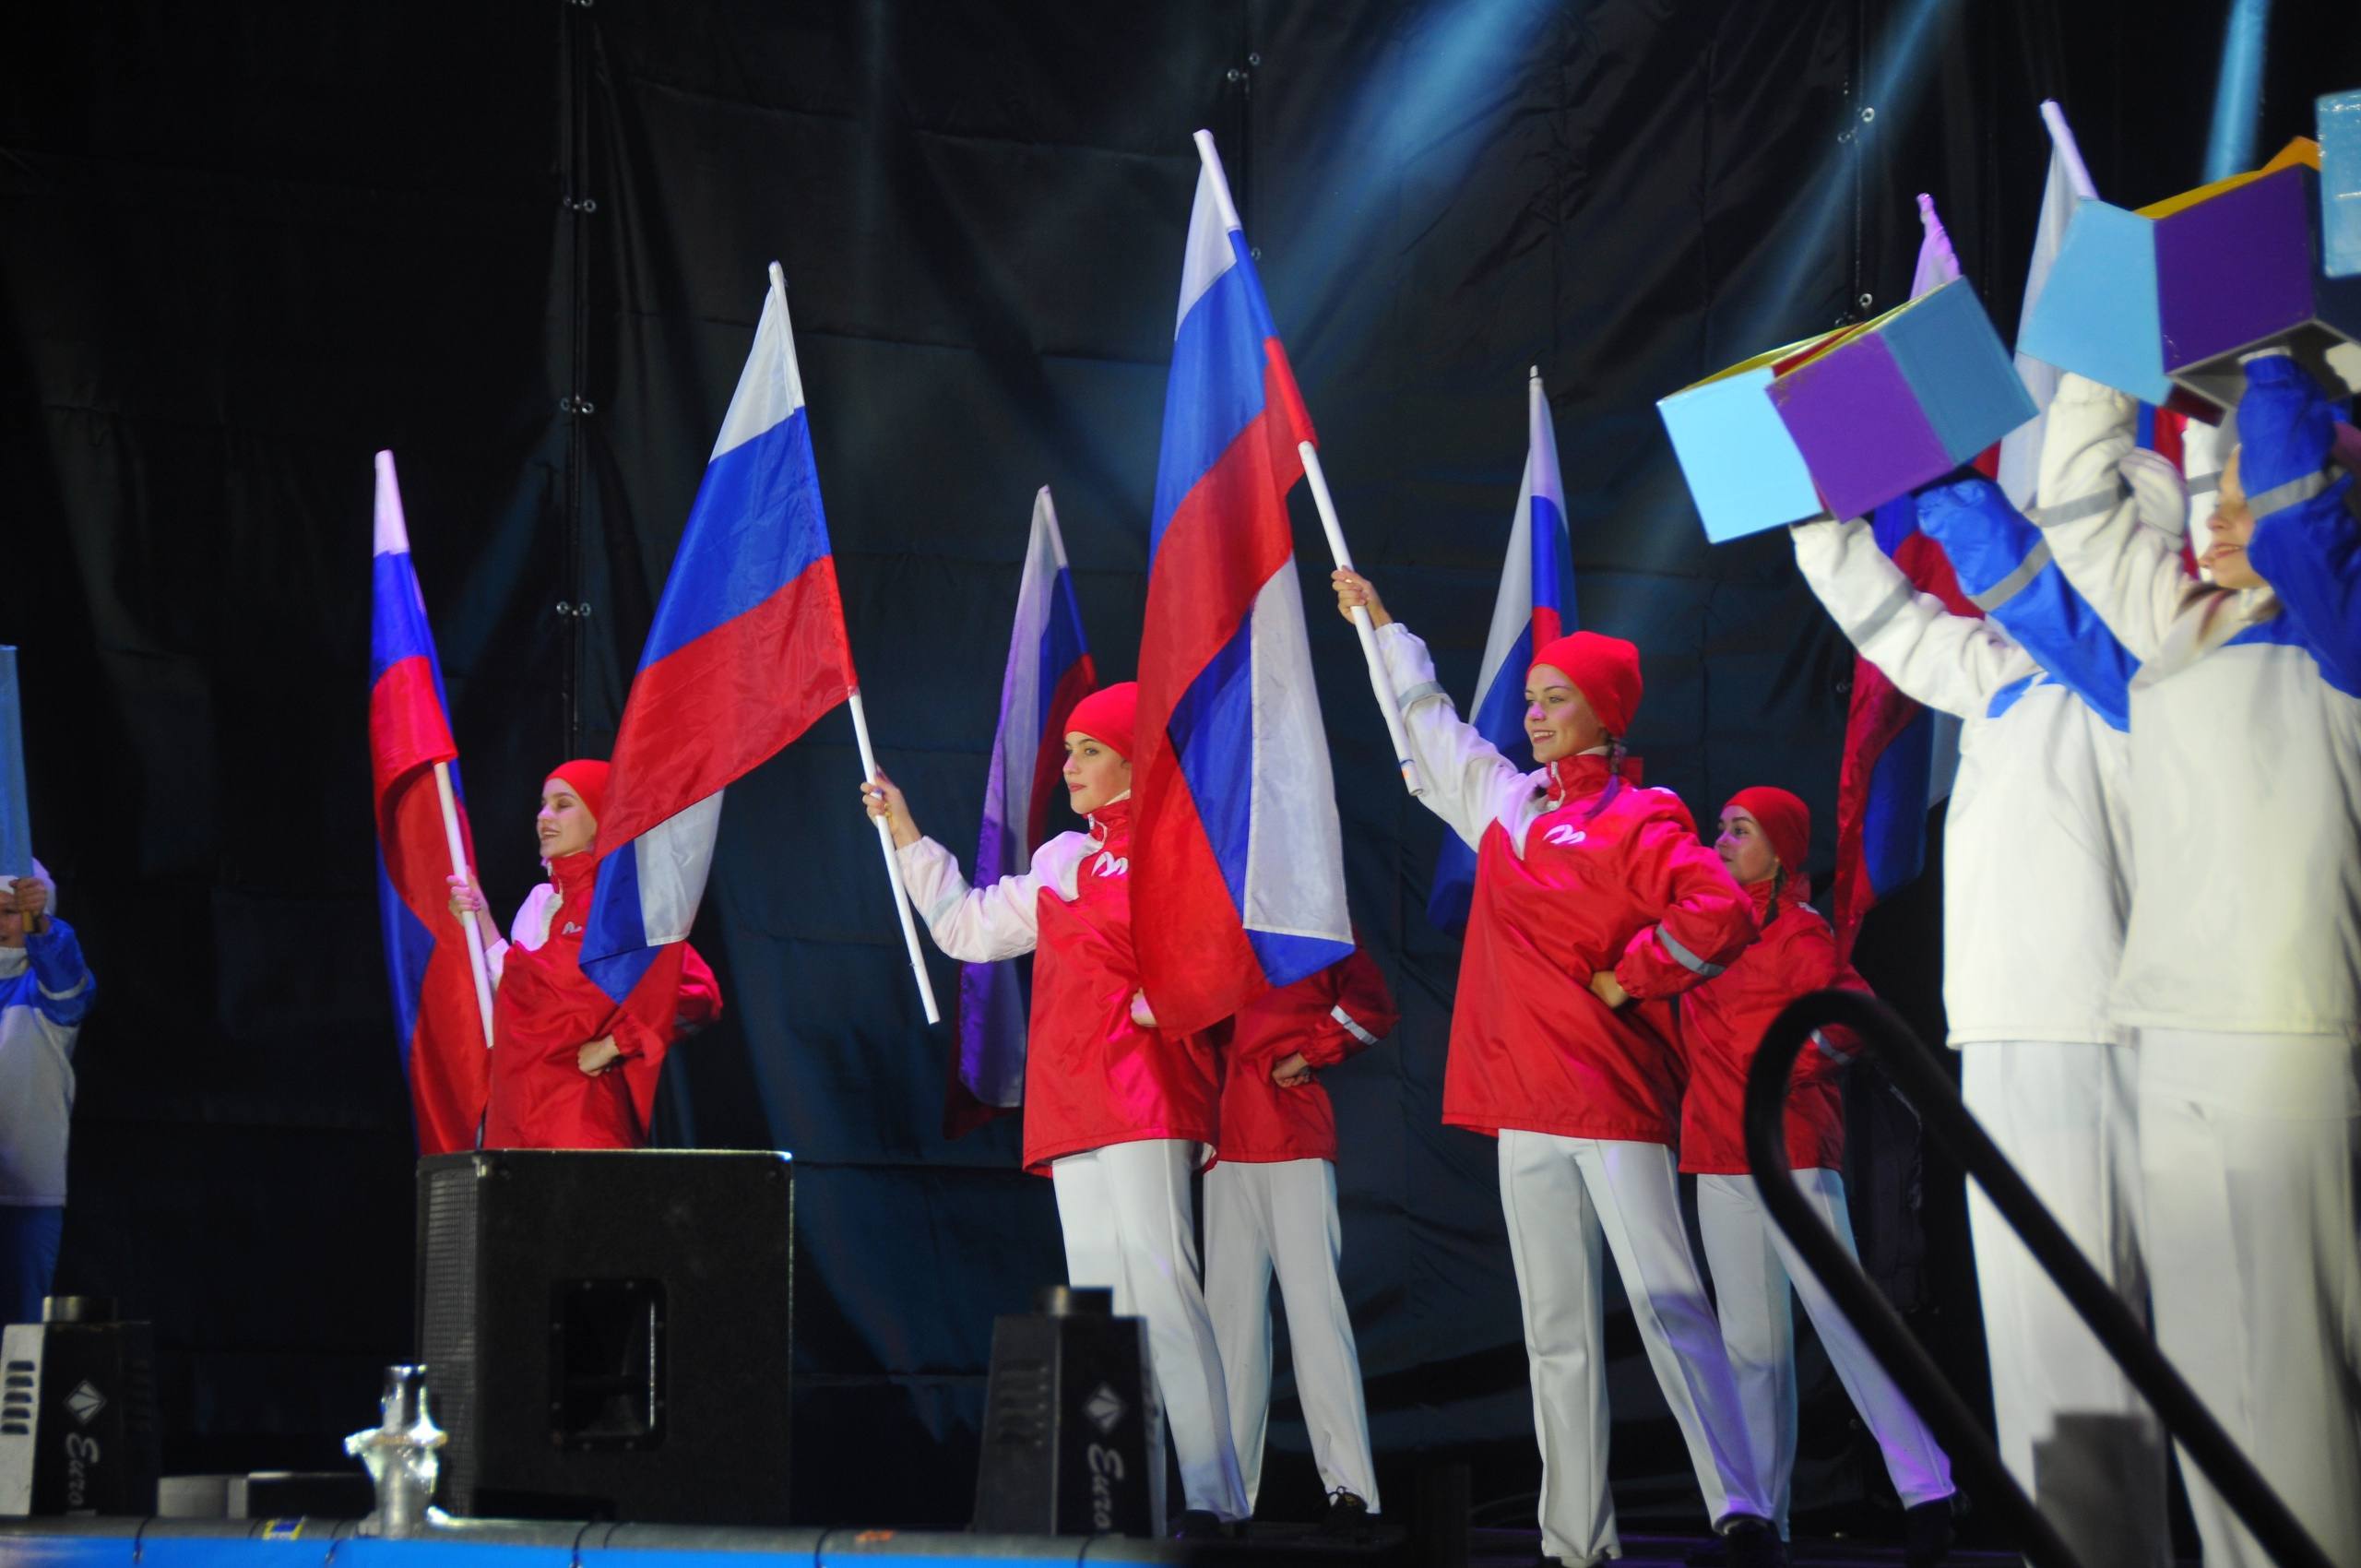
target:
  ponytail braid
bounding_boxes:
[1584,735,1628,821]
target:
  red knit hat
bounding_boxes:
[1064,682,1138,761]
[1529,632,1643,737]
[1725,786,1809,876]
[545,758,611,826]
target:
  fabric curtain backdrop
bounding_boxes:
[5,0,2354,1527]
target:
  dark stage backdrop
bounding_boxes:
[4,0,2354,1535]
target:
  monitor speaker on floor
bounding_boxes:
[972,1285,1158,1537]
[415,1149,792,1525]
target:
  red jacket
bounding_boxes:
[1677,876,1863,1175]
[483,850,722,1150]
[900,796,1252,1172]
[1218,944,1397,1164]
[1446,755,1757,1144]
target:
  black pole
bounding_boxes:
[1745,990,2336,1568]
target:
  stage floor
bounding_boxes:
[0,1519,2035,1568]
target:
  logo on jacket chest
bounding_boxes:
[1090,850,1130,879]
[1540,825,1588,848]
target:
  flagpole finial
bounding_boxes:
[373,449,411,556]
[2038,101,2100,202]
[1191,130,1244,233]
[1528,364,1541,382]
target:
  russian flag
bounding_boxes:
[1132,132,1353,1034]
[368,451,491,1156]
[1829,196,1982,957]
[1427,368,1576,931]
[581,266,857,1000]
[948,487,1096,1135]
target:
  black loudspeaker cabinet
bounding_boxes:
[972,1287,1158,1538]
[0,1302,160,1516]
[415,1149,792,1525]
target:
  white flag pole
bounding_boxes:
[2039,100,2099,202]
[848,687,943,1026]
[1298,444,1425,797]
[766,261,938,1024]
[432,761,498,1051]
[1187,130,1425,798]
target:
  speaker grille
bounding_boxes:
[418,1158,483,1507]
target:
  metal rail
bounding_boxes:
[1742,988,2333,1568]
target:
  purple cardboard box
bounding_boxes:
[2151,158,2361,410]
[1770,335,1952,523]
[1768,279,2033,521]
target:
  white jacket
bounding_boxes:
[1791,517,2132,1046]
[2035,370,2361,1035]
[897,830,1097,963]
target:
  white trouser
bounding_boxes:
[1498,1130,1769,1564]
[1050,1138,1250,1522]
[1696,1170,1953,1536]
[2136,1028,2361,1568]
[1962,1040,2168,1568]
[1204,1157,1380,1511]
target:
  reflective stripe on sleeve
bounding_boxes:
[1329,1004,1380,1047]
[2247,469,2334,519]
[1968,540,2054,613]
[2031,487,2122,528]
[1654,926,1725,979]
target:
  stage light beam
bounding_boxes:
[2203,0,2273,183]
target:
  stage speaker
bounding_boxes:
[972,1286,1159,1538]
[415,1149,792,1525]
[0,1298,161,1517]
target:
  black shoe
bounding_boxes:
[1323,1488,1372,1537]
[1720,1515,1788,1568]
[1904,1491,1964,1568]
[1172,1509,1228,1540]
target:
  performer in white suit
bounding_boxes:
[2034,356,2361,1568]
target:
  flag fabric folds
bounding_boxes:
[1132,137,1353,1034]
[367,452,490,1156]
[948,487,1096,1134]
[1427,371,1576,931]
[581,270,858,1001]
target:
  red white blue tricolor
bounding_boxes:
[583,267,857,1001]
[1429,369,1576,929]
[1132,132,1352,1034]
[367,452,490,1156]
[955,487,1096,1114]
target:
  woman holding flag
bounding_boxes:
[860,682,1250,1537]
[447,759,720,1150]
[1329,571,1778,1567]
